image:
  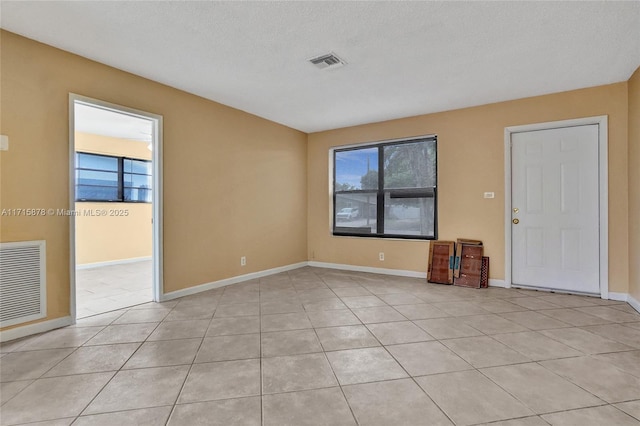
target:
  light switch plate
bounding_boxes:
[0,135,8,151]
[483,192,495,199]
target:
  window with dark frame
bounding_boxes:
[333,136,437,240]
[75,152,151,203]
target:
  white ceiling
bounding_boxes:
[75,103,153,142]
[2,1,639,133]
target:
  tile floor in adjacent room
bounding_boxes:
[75,260,152,318]
[1,266,640,425]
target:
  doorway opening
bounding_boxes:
[69,95,163,320]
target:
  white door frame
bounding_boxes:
[68,94,164,322]
[504,116,608,298]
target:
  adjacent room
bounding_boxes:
[73,102,155,318]
[1,1,639,425]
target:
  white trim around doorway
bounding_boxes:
[68,94,164,324]
[504,115,608,299]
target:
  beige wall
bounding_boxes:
[629,66,640,302]
[308,83,630,293]
[75,132,152,265]
[0,31,308,329]
[1,29,637,332]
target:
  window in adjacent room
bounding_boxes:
[123,158,152,202]
[332,136,437,239]
[76,152,151,202]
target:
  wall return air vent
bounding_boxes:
[0,240,46,328]
[308,52,346,70]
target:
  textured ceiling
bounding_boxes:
[2,1,639,133]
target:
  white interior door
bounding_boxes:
[511,124,600,294]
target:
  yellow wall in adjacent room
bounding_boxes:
[308,83,630,294]
[74,132,152,266]
[628,66,640,303]
[0,31,308,329]
[75,202,152,266]
[76,132,152,161]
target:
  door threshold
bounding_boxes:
[512,284,600,298]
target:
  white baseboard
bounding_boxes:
[608,292,629,302]
[627,294,640,314]
[0,316,72,343]
[77,256,151,270]
[489,279,508,288]
[160,262,308,301]
[307,261,427,278]
[308,262,511,289]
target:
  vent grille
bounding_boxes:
[308,52,346,70]
[0,241,46,328]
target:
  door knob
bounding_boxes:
[512,218,520,224]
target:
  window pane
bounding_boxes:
[383,140,436,189]
[124,187,151,202]
[384,193,435,237]
[124,173,152,188]
[335,193,377,233]
[335,148,378,190]
[76,153,118,171]
[76,170,118,187]
[124,159,151,175]
[76,185,118,201]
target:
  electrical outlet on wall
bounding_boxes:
[379,252,384,261]
[240,256,246,266]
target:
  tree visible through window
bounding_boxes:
[333,137,437,239]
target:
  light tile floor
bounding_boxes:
[75,260,152,318]
[2,267,640,425]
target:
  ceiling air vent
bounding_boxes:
[308,52,346,70]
